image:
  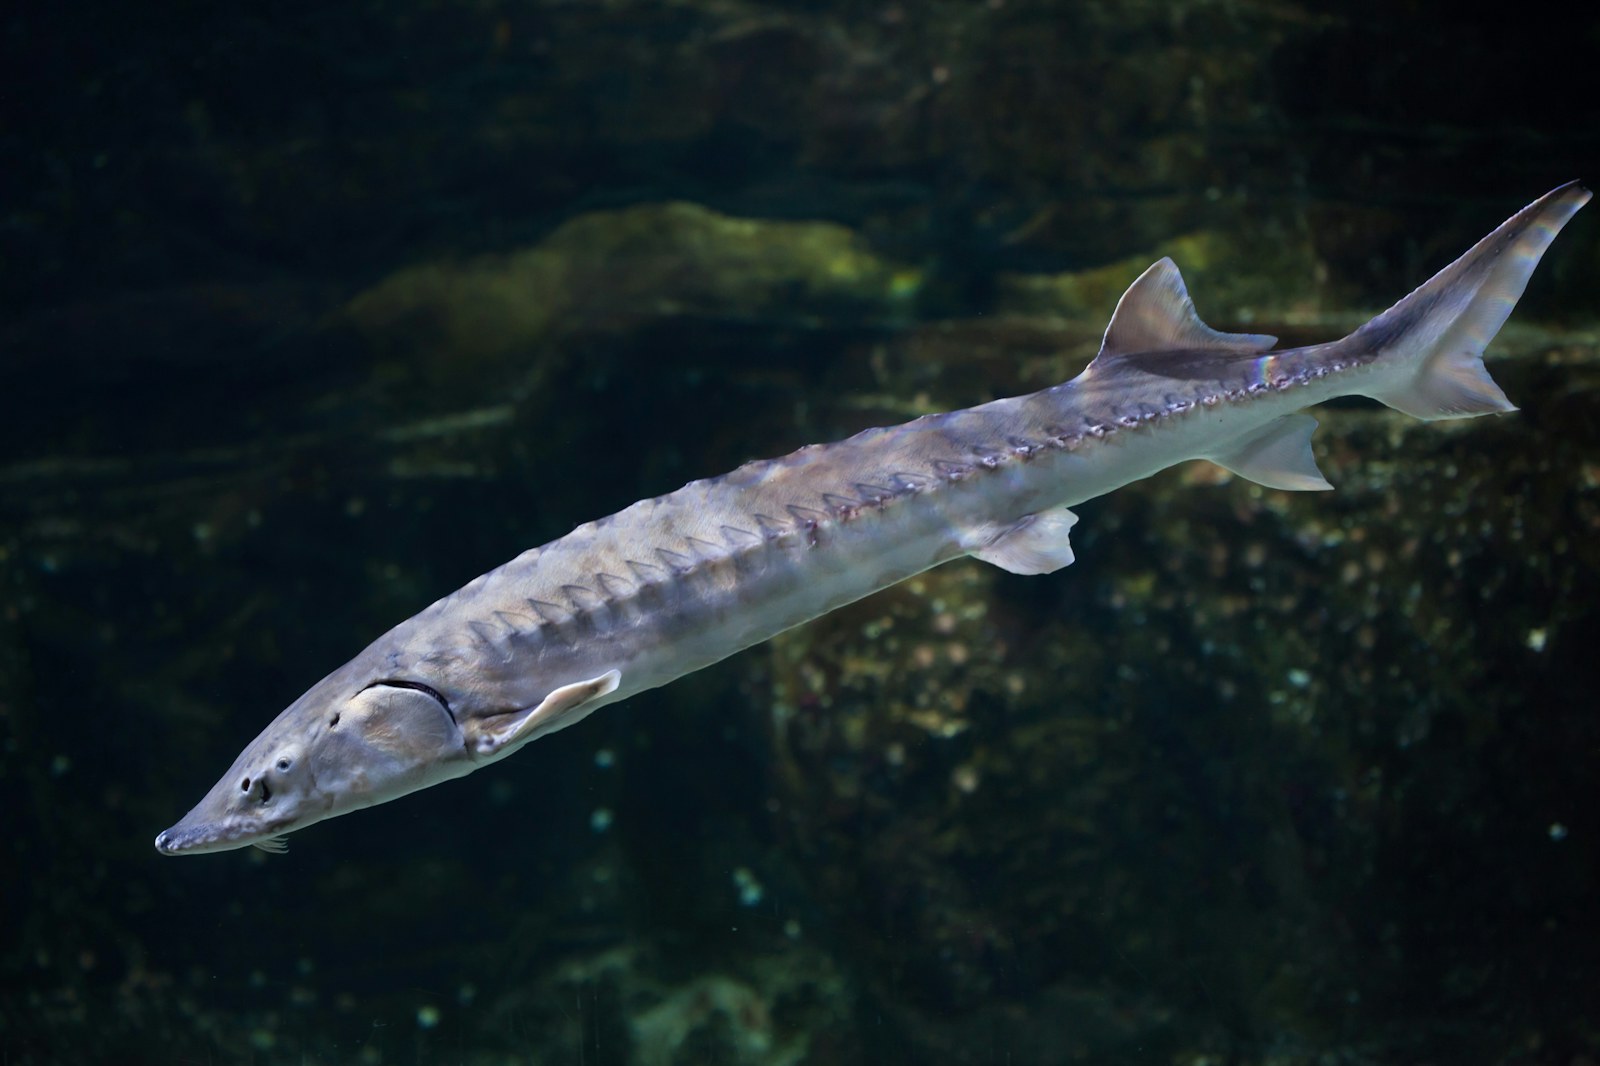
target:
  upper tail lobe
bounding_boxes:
[1352,182,1589,421]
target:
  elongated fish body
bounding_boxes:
[156,183,1589,856]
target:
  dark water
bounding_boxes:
[4,3,1598,1063]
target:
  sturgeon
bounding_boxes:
[156,183,1589,855]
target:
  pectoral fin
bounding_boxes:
[969,505,1080,575]
[470,670,622,758]
[1205,414,1332,492]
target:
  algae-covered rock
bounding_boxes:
[344,202,921,397]
[996,225,1329,327]
[477,940,855,1066]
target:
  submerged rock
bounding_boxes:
[344,201,921,400]
[995,226,1328,327]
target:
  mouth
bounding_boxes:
[154,819,262,856]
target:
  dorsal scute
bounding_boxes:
[1092,257,1277,365]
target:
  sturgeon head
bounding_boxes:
[153,661,476,855]
[155,610,623,856]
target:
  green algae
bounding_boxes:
[344,202,921,398]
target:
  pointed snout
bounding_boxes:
[153,818,241,856]
[153,803,264,856]
[154,827,204,856]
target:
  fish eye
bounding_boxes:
[276,757,291,771]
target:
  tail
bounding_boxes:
[1352,181,1589,420]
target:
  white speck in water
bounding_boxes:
[1526,628,1547,652]
[732,866,764,906]
[49,755,70,777]
[1286,668,1312,689]
[594,748,615,768]
[416,1005,441,1030]
[952,764,980,794]
[1548,823,1568,842]
[590,808,613,832]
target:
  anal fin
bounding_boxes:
[1205,414,1331,492]
[970,505,1079,575]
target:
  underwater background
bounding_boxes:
[3,2,1598,1063]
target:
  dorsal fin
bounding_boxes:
[1093,257,1276,364]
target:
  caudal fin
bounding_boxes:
[1353,182,1589,421]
